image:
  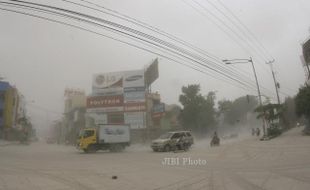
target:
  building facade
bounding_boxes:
[0,81,28,140]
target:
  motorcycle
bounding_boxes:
[210,136,220,147]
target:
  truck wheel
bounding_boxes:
[164,145,170,152]
[110,144,123,152]
[86,145,97,153]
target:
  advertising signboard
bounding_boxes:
[152,103,165,113]
[152,103,165,120]
[92,72,123,95]
[87,95,123,108]
[64,88,85,97]
[86,107,123,113]
[124,112,145,129]
[86,112,108,125]
[124,91,145,103]
[124,102,146,112]
[123,70,145,88]
[145,58,159,86]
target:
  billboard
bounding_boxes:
[145,58,159,86]
[123,70,145,88]
[64,88,85,97]
[92,72,123,95]
[87,95,123,108]
[124,102,146,112]
[87,95,123,112]
[152,103,165,113]
[303,38,310,64]
[86,112,108,125]
[86,107,123,113]
[152,103,165,120]
[124,91,145,103]
[124,112,145,129]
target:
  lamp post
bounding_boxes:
[223,57,267,137]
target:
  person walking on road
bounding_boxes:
[256,128,261,136]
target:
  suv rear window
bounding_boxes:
[171,133,181,139]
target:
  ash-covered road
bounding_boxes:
[1,127,310,190]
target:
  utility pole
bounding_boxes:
[266,60,281,104]
[223,57,267,138]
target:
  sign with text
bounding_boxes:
[124,102,146,112]
[124,90,145,103]
[92,72,123,95]
[124,112,145,129]
[123,70,145,88]
[87,95,123,108]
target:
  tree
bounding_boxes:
[295,85,310,129]
[282,97,297,129]
[219,95,258,125]
[179,84,216,134]
[254,103,283,124]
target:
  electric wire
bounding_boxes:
[0,0,276,98]
[0,5,258,93]
[0,0,261,92]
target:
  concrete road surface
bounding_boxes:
[1,127,310,190]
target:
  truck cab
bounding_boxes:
[78,128,97,152]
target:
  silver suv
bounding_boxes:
[151,131,194,152]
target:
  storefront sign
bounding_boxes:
[124,112,145,129]
[124,102,146,112]
[87,95,123,108]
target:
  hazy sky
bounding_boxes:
[1,0,310,131]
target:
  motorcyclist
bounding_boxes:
[210,131,220,146]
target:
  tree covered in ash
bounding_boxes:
[178,84,217,134]
[218,95,258,126]
[295,85,310,131]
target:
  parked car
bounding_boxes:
[151,131,194,152]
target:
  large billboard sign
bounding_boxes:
[92,72,123,95]
[124,90,145,103]
[124,82,145,103]
[145,58,159,86]
[303,38,310,64]
[90,68,150,127]
[123,70,145,88]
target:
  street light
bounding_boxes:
[223,57,267,138]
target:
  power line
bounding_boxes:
[0,5,257,93]
[0,0,277,97]
[184,0,272,76]
[181,0,276,95]
[216,0,274,60]
[69,0,269,91]
[0,0,259,90]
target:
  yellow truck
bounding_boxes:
[77,125,130,153]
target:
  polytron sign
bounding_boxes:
[87,95,123,108]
